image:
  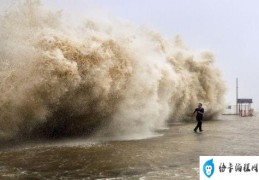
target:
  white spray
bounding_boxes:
[0,1,225,140]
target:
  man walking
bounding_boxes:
[193,103,204,132]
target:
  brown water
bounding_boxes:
[0,1,225,141]
[0,115,258,179]
[0,2,248,179]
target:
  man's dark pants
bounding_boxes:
[194,119,202,131]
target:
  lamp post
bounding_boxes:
[236,78,238,115]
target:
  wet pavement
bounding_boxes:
[0,114,258,179]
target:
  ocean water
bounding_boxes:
[0,1,237,179]
[0,1,225,142]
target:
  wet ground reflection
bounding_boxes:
[0,115,258,179]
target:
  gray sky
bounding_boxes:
[1,0,259,109]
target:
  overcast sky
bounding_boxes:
[1,0,259,109]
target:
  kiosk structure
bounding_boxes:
[237,99,253,117]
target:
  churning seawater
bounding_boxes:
[0,1,225,141]
[0,1,235,179]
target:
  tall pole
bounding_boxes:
[236,78,238,115]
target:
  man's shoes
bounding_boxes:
[200,130,203,132]
[194,129,197,132]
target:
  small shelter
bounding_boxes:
[237,99,253,116]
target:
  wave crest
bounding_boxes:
[0,1,225,140]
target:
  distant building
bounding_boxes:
[237,99,253,117]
